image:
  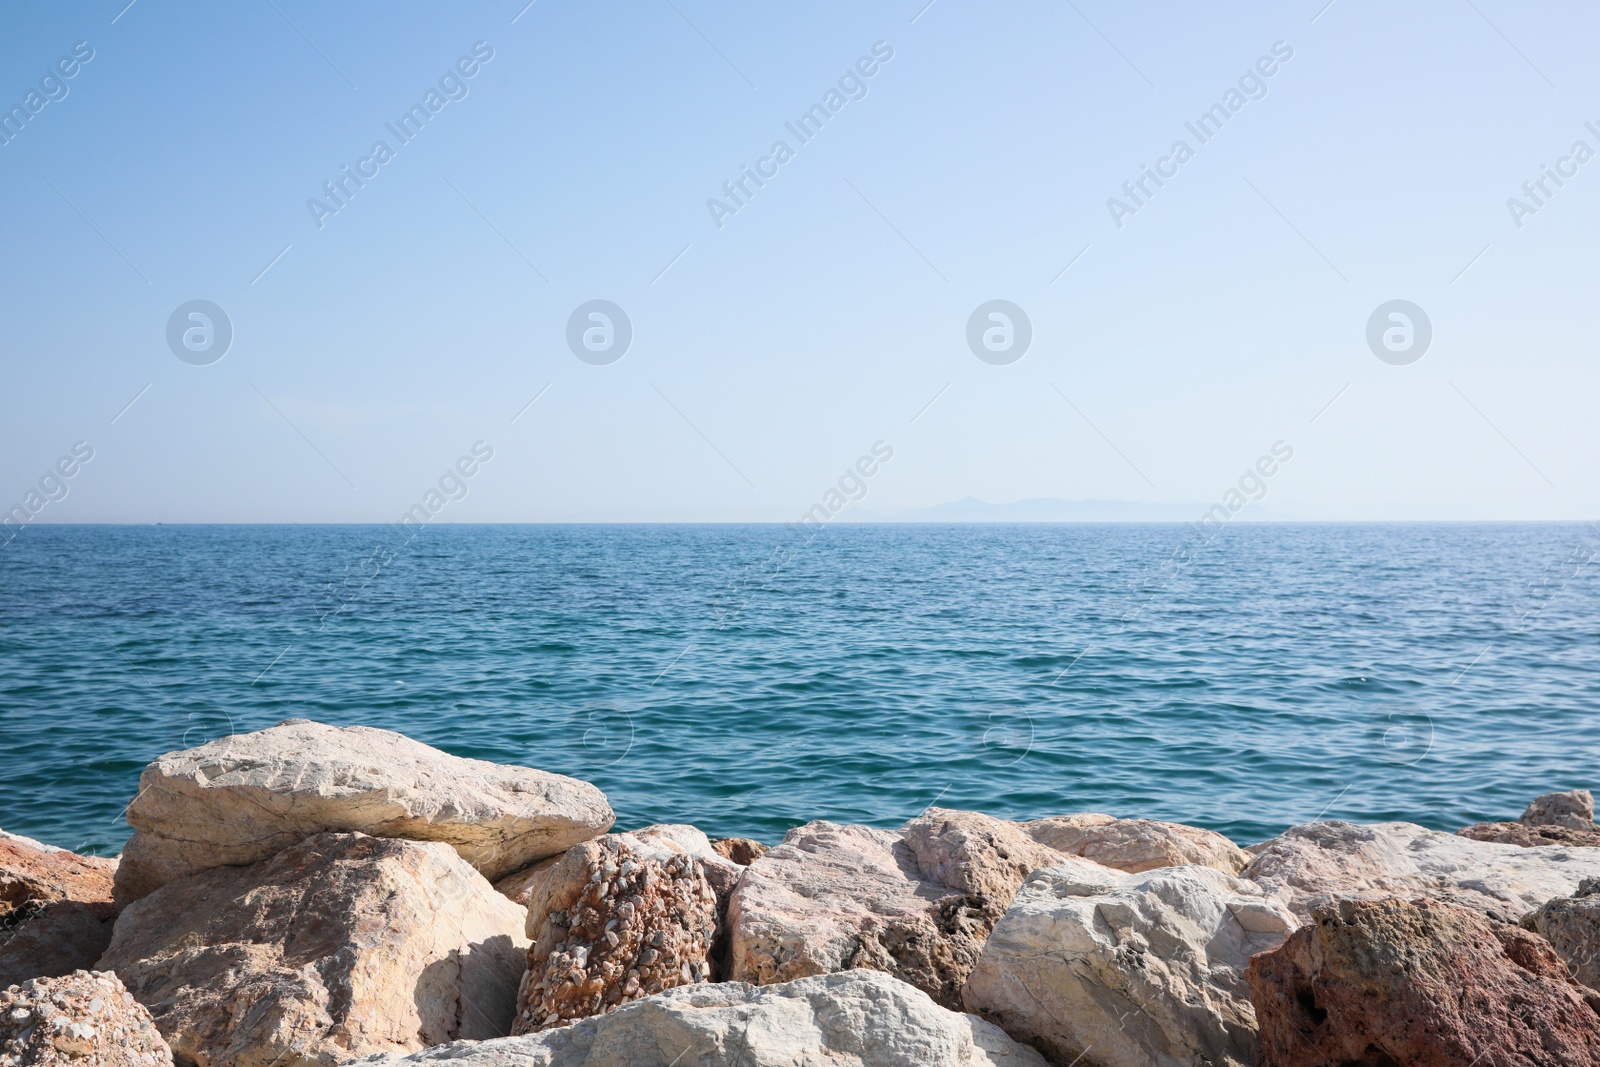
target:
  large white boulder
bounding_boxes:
[354,970,1048,1067]
[962,863,1297,1067]
[99,832,529,1067]
[113,719,613,904]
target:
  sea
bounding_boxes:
[2,522,1597,856]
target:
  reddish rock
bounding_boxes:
[0,830,118,988]
[1248,896,1600,1066]
[1458,821,1600,847]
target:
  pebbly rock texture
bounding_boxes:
[1248,895,1600,1066]
[708,837,765,866]
[1523,877,1600,991]
[1023,812,1250,875]
[512,827,735,1034]
[1242,819,1600,923]
[0,970,170,1067]
[113,719,614,905]
[0,830,119,988]
[1460,788,1600,848]
[962,862,1297,1067]
[726,814,1102,1009]
[354,970,1048,1067]
[99,832,528,1067]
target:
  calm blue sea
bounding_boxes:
[2,522,1597,856]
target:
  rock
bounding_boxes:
[1023,812,1250,875]
[512,827,734,1033]
[492,857,560,909]
[0,969,170,1066]
[1460,788,1600,848]
[1523,877,1600,991]
[0,830,118,988]
[962,862,1297,1067]
[352,970,1048,1067]
[1242,820,1600,923]
[1524,788,1596,828]
[708,838,765,865]
[901,809,1071,914]
[114,719,614,905]
[1248,895,1600,1066]
[727,815,1099,1009]
[98,831,528,1067]
[1457,821,1600,847]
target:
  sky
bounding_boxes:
[1,0,1596,524]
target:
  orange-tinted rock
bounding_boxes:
[1248,896,1600,1066]
[0,830,118,987]
[709,837,766,866]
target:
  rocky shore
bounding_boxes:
[5,720,1600,1066]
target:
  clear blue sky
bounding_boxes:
[2,0,1595,523]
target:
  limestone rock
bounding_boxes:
[709,837,765,865]
[1460,788,1600,848]
[901,808,1071,913]
[98,832,528,1067]
[114,719,613,904]
[727,816,1100,1009]
[1248,895,1600,1066]
[0,969,170,1066]
[0,830,118,988]
[354,970,1048,1067]
[1242,820,1600,923]
[962,862,1297,1067]
[1523,877,1600,990]
[1525,788,1596,828]
[1024,812,1249,875]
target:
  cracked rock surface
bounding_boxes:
[962,862,1296,1067]
[99,832,527,1067]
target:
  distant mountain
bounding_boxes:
[845,496,1281,523]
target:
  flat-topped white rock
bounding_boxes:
[353,970,1048,1067]
[1244,820,1600,923]
[963,863,1296,1067]
[113,719,613,904]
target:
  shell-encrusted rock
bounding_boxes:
[512,837,718,1033]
